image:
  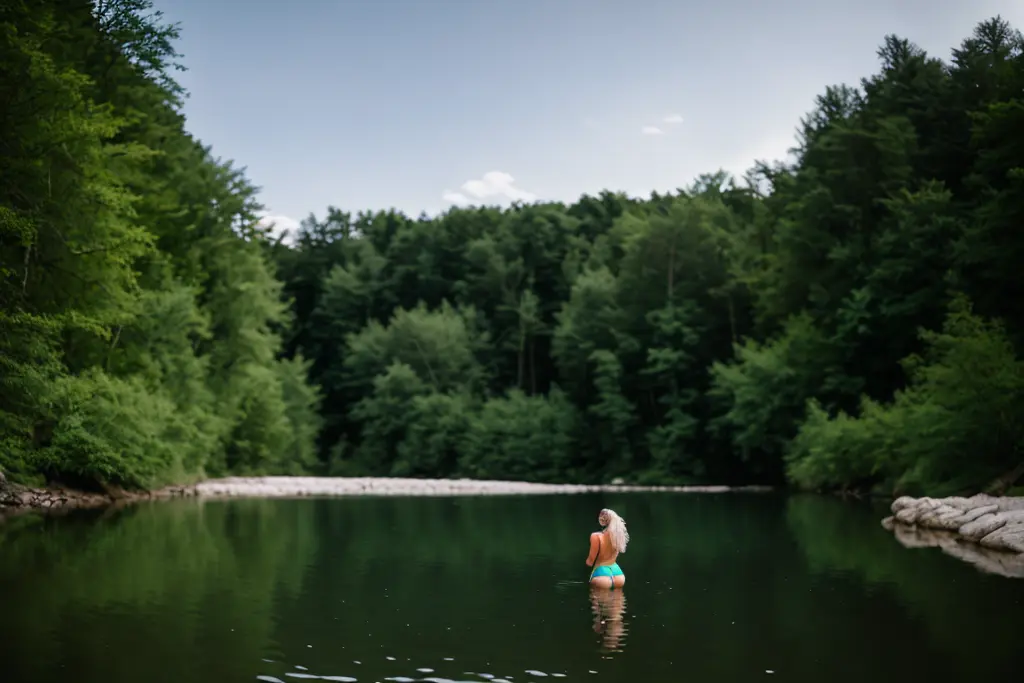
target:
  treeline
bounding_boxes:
[272,17,1024,496]
[2,5,1022,498]
[0,0,320,489]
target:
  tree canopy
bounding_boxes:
[2,3,1022,497]
[0,0,320,488]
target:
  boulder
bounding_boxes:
[961,509,1024,541]
[950,504,1000,529]
[918,503,959,526]
[994,497,1024,512]
[884,494,1024,576]
[957,513,1006,540]
[891,496,917,514]
[895,506,922,525]
[979,526,1024,553]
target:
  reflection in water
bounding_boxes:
[886,520,1024,578]
[589,586,628,654]
[786,495,1024,681]
[3,493,1024,683]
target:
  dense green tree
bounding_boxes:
[787,296,1024,495]
[0,0,319,488]
[273,16,1023,495]
[3,6,1021,497]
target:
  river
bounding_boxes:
[1,492,1021,682]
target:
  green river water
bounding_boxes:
[1,492,1021,682]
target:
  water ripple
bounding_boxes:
[268,674,357,683]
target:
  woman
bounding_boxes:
[586,508,628,589]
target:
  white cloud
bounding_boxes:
[641,125,665,135]
[663,113,684,124]
[257,212,301,241]
[442,191,471,204]
[442,171,538,205]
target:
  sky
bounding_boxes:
[153,0,1024,236]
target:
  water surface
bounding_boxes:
[1,493,1022,682]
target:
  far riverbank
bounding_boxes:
[0,474,773,518]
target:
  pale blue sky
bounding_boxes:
[155,0,1024,234]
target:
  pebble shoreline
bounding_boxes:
[0,474,772,517]
[195,476,772,499]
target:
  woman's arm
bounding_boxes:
[585,533,600,566]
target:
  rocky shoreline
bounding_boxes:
[0,473,772,517]
[882,494,1024,576]
[0,476,199,519]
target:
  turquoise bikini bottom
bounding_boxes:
[590,563,624,583]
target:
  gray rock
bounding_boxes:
[959,513,1007,540]
[943,504,999,531]
[891,496,917,514]
[884,494,1024,577]
[918,503,958,526]
[964,509,1024,539]
[995,497,1024,512]
[895,507,922,524]
[968,493,1001,507]
[979,525,1024,553]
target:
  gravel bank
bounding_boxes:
[0,474,771,517]
[195,476,773,499]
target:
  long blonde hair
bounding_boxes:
[599,508,629,553]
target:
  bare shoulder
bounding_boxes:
[590,531,603,541]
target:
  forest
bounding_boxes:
[2,1,1022,497]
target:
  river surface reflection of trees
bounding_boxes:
[3,493,1024,683]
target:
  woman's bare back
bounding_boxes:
[589,531,618,567]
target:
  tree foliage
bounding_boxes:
[0,0,319,488]
[3,7,1022,497]
[271,16,1024,495]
